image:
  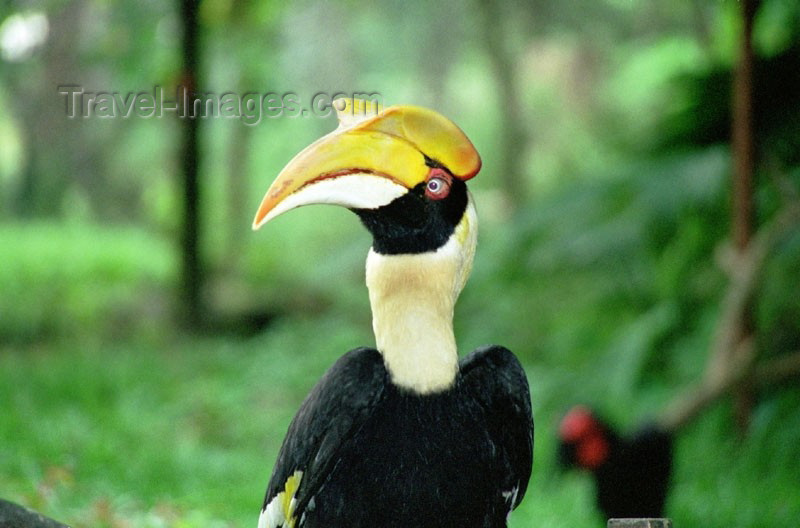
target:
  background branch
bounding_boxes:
[659,201,800,433]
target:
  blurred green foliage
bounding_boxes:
[0,223,175,342]
[1,0,799,527]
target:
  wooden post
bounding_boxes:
[608,520,673,528]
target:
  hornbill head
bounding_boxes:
[252,99,482,393]
[557,406,612,471]
[253,98,480,250]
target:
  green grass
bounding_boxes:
[0,316,364,528]
[0,222,176,343]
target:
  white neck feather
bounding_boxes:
[365,199,477,394]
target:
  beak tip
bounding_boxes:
[252,213,267,231]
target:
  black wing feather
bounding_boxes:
[263,347,387,521]
[460,345,534,510]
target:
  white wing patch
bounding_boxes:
[259,471,303,528]
[502,485,520,519]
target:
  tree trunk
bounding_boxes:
[476,0,528,210]
[178,0,204,328]
[225,113,252,269]
[730,0,760,434]
[12,1,85,218]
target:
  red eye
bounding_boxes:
[424,169,452,200]
[425,177,449,199]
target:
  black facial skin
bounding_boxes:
[353,175,468,255]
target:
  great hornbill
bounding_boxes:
[557,406,673,521]
[251,99,533,528]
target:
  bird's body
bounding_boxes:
[558,407,672,521]
[252,99,533,528]
[262,346,530,528]
[592,425,672,520]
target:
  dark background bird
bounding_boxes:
[557,406,673,521]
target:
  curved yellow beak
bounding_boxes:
[252,99,481,229]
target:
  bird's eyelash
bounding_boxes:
[423,154,447,171]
